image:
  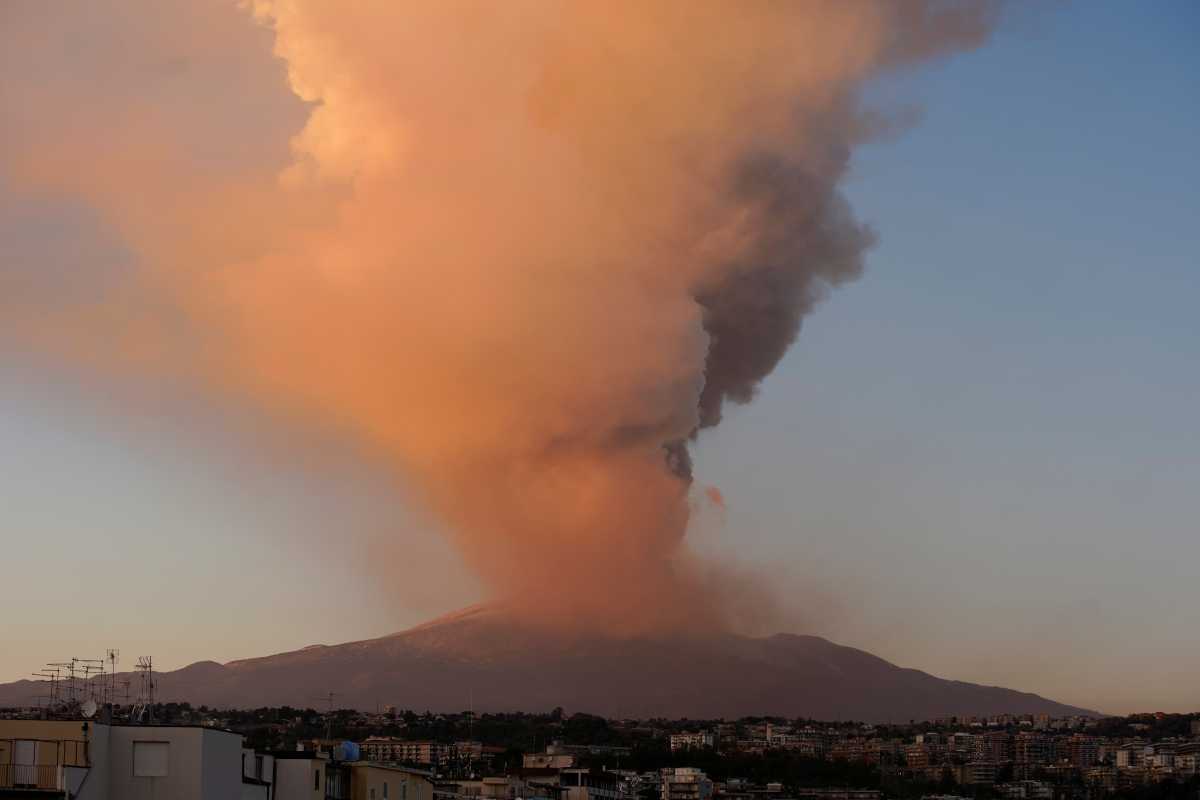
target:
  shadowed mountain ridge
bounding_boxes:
[0,606,1099,722]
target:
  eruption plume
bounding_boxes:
[2,1,994,633]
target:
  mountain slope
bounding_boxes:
[0,606,1098,721]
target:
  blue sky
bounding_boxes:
[2,2,1197,712]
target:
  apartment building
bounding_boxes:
[973,733,1011,763]
[350,763,434,800]
[1067,735,1099,768]
[795,790,880,800]
[559,768,620,800]
[905,744,931,769]
[0,718,248,800]
[242,748,276,799]
[276,749,363,800]
[669,733,715,753]
[955,762,997,786]
[660,768,713,800]
[451,775,527,800]
[998,781,1053,799]
[1014,733,1052,766]
[360,738,490,769]
[360,739,450,767]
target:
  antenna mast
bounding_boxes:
[312,692,339,746]
[106,649,120,708]
[132,657,155,722]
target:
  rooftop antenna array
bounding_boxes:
[30,649,119,717]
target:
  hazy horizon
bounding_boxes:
[3,1,1198,716]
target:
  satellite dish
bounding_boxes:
[81,700,98,719]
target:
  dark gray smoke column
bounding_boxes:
[666,150,875,482]
[696,155,874,430]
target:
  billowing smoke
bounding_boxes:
[2,0,993,633]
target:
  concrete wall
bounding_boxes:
[202,726,246,799]
[110,726,201,800]
[109,725,245,800]
[244,748,276,799]
[69,722,111,800]
[275,756,326,800]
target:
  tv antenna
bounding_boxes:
[312,692,339,745]
[132,657,155,722]
[106,649,120,707]
[49,662,77,706]
[32,666,62,711]
[75,658,105,706]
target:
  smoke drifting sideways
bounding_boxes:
[1,0,994,635]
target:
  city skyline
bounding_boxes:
[2,0,1198,718]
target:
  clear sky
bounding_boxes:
[2,2,1197,714]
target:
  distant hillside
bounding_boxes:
[0,606,1099,722]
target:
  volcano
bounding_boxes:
[0,606,1097,721]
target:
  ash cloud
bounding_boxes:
[1,0,995,635]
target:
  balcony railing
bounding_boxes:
[0,763,64,791]
[0,737,88,792]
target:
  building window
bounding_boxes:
[385,781,390,798]
[371,790,377,800]
[133,741,170,777]
[13,740,38,787]
[316,769,322,790]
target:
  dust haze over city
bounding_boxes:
[2,0,1198,762]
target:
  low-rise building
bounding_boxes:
[560,769,620,800]
[0,718,249,800]
[954,762,996,786]
[1067,735,1099,768]
[351,763,434,800]
[242,748,276,799]
[795,789,880,800]
[1174,745,1200,776]
[670,733,715,753]
[661,768,713,800]
[998,780,1054,799]
[359,740,450,768]
[905,744,931,769]
[273,749,353,800]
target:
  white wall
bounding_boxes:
[244,748,276,799]
[108,726,245,800]
[70,721,111,800]
[275,756,325,800]
[202,726,246,798]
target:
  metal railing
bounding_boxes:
[0,763,64,790]
[0,737,89,791]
